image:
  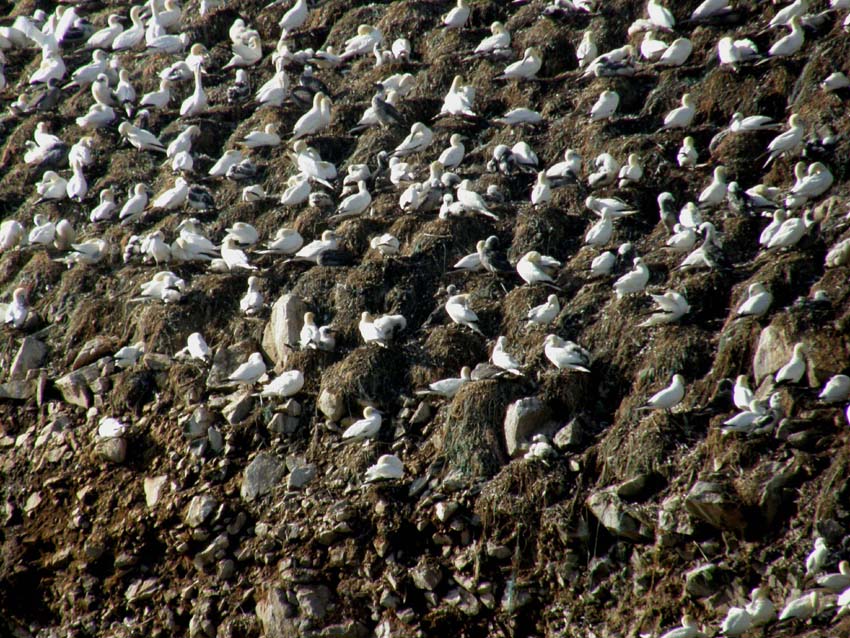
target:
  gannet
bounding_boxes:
[640,374,685,411]
[364,454,403,482]
[659,93,695,130]
[677,137,698,167]
[292,92,331,138]
[151,177,188,210]
[416,367,472,398]
[819,375,850,403]
[765,210,813,249]
[369,234,400,257]
[764,114,804,166]
[445,286,484,335]
[641,31,668,61]
[261,370,305,399]
[239,276,263,315]
[717,37,759,66]
[442,0,470,29]
[440,76,476,117]
[639,291,690,326]
[590,90,619,121]
[278,0,308,33]
[85,14,123,49]
[613,257,649,298]
[3,288,28,328]
[585,210,614,246]
[341,25,383,60]
[491,336,523,375]
[393,122,433,157]
[735,283,772,318]
[657,38,693,66]
[546,149,581,183]
[118,184,148,224]
[228,352,266,385]
[768,16,804,58]
[544,335,591,372]
[495,108,543,126]
[746,588,776,626]
[35,171,67,204]
[517,251,560,286]
[698,167,728,206]
[64,49,108,88]
[778,591,818,621]
[359,312,406,346]
[816,560,850,591]
[775,343,807,384]
[112,6,145,51]
[473,21,510,57]
[499,47,542,80]
[333,181,371,220]
[588,153,619,188]
[647,0,675,30]
[527,294,560,327]
[118,121,166,153]
[531,172,552,206]
[618,154,643,187]
[287,230,337,264]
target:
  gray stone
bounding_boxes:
[223,391,254,425]
[295,584,331,620]
[287,464,317,490]
[553,418,584,450]
[96,437,127,464]
[241,452,285,501]
[316,621,369,638]
[410,401,432,425]
[72,336,114,370]
[183,406,212,440]
[317,388,345,422]
[185,494,217,528]
[503,397,551,456]
[256,587,298,638]
[54,371,93,408]
[684,563,725,598]
[144,475,168,508]
[9,337,46,380]
[586,489,653,542]
[412,561,442,591]
[262,294,307,366]
[685,481,746,531]
[0,379,35,400]
[753,326,793,384]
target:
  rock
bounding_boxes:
[287,463,316,490]
[317,388,345,422]
[504,397,551,456]
[71,336,115,370]
[412,560,442,591]
[96,437,127,464]
[684,563,725,598]
[0,379,35,400]
[316,621,369,638]
[24,492,42,513]
[9,337,46,380]
[262,294,307,366]
[241,452,285,501]
[553,417,585,450]
[222,391,254,425]
[410,401,432,425]
[54,371,93,408]
[256,587,298,638]
[435,501,459,522]
[183,406,213,440]
[185,494,217,528]
[685,481,746,531]
[616,472,664,502]
[753,326,793,384]
[144,475,168,509]
[295,584,331,620]
[586,489,653,542]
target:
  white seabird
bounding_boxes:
[543,335,591,372]
[239,276,263,315]
[364,454,403,482]
[261,370,305,399]
[491,336,523,375]
[590,90,619,121]
[228,352,266,386]
[640,374,685,411]
[445,286,484,335]
[527,294,560,327]
[416,367,472,398]
[735,283,772,318]
[638,291,690,327]
[442,0,470,29]
[613,257,649,298]
[819,375,850,403]
[775,343,806,384]
[342,406,382,441]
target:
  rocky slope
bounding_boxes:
[1,0,850,636]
